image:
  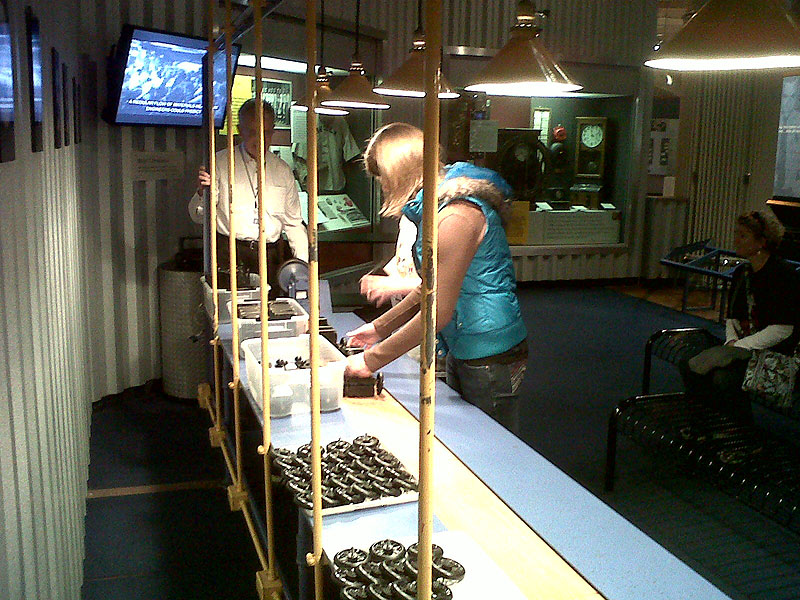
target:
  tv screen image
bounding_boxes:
[111,27,239,127]
[0,21,13,124]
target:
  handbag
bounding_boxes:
[741,349,800,409]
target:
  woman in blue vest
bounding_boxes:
[345,122,528,433]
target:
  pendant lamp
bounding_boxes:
[372,0,458,99]
[292,67,350,115]
[291,0,349,115]
[320,0,390,109]
[645,0,800,71]
[464,0,580,96]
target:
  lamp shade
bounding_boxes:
[373,37,459,99]
[321,58,390,109]
[464,1,581,96]
[645,0,800,71]
[291,70,349,115]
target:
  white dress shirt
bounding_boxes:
[211,143,308,262]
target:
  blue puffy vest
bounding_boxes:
[402,162,527,360]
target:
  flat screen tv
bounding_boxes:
[773,75,800,201]
[104,25,240,128]
[0,0,14,162]
[25,8,43,152]
[0,20,13,124]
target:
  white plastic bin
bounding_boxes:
[227,298,309,341]
[201,275,261,323]
[242,334,345,418]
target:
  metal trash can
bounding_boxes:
[158,259,207,399]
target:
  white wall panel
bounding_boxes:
[675,71,783,249]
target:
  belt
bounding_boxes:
[461,339,528,366]
[218,233,276,252]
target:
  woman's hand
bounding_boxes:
[361,275,401,306]
[345,323,380,348]
[345,353,373,378]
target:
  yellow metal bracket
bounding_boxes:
[197,383,211,410]
[256,570,283,600]
[227,484,249,511]
[209,426,226,448]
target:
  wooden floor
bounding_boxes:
[609,281,723,323]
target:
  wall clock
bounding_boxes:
[575,117,608,179]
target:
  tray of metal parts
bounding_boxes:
[272,434,419,516]
[229,297,309,341]
[331,539,465,600]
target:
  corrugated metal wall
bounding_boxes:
[353,0,655,70]
[0,1,90,599]
[78,0,208,397]
[676,71,783,249]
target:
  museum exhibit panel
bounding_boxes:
[4,1,800,600]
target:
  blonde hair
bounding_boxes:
[364,122,441,218]
[737,209,785,253]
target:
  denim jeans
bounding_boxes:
[445,348,527,435]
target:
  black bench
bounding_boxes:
[605,327,800,532]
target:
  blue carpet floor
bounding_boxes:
[82,391,260,600]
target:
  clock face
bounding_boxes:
[580,124,604,149]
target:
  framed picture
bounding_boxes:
[62,62,69,146]
[25,7,42,152]
[0,0,15,162]
[72,76,80,143]
[255,78,291,129]
[530,106,551,145]
[51,47,61,149]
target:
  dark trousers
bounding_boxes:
[445,340,528,435]
[216,233,289,298]
[679,355,753,425]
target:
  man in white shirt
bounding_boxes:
[194,99,308,292]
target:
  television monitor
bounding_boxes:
[25,8,43,152]
[0,0,14,162]
[105,25,240,128]
[773,75,800,201]
[0,18,13,124]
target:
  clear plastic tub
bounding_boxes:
[227,298,309,341]
[241,334,345,418]
[201,275,261,323]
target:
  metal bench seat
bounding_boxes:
[606,327,800,533]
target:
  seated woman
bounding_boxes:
[682,209,800,423]
[344,122,528,433]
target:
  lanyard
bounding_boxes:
[239,144,259,208]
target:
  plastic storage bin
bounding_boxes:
[201,275,260,323]
[227,298,309,341]
[242,334,345,418]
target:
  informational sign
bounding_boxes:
[648,118,679,176]
[133,150,185,180]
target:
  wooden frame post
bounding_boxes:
[418,1,442,598]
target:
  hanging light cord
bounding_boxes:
[355,0,361,56]
[417,0,422,30]
[319,0,325,74]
